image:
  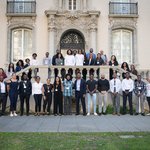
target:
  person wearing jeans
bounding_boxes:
[86,74,97,116]
[97,74,110,115]
[63,74,73,115]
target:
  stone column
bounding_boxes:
[90,27,97,54]
[59,0,63,10]
[48,14,56,58]
[83,0,87,11]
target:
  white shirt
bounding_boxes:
[43,57,51,65]
[30,59,39,66]
[146,83,150,97]
[76,79,81,91]
[110,78,122,93]
[75,54,84,66]
[65,55,75,66]
[32,82,43,95]
[122,78,134,92]
[0,82,6,93]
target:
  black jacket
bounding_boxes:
[19,80,32,96]
[74,79,86,95]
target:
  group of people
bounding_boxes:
[1,48,138,81]
[0,48,150,117]
[0,70,150,117]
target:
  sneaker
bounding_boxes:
[146,113,150,116]
[13,112,17,116]
[94,113,98,116]
[10,112,13,117]
[87,113,90,116]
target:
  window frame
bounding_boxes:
[112,29,133,64]
[11,28,33,62]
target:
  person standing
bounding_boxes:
[24,58,32,80]
[65,49,75,75]
[0,76,7,116]
[86,74,98,116]
[53,76,63,116]
[97,74,110,115]
[7,73,19,117]
[15,60,24,72]
[75,49,84,66]
[43,52,51,78]
[19,74,32,116]
[42,78,53,115]
[134,75,146,116]
[30,53,39,78]
[122,72,134,115]
[100,50,108,65]
[121,62,130,79]
[86,48,96,60]
[7,63,15,77]
[32,76,43,116]
[110,73,122,116]
[109,55,119,80]
[63,74,73,115]
[74,72,86,116]
[146,78,150,115]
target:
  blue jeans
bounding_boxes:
[87,93,97,113]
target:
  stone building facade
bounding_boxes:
[0,0,150,69]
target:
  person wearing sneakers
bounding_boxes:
[86,74,98,116]
[146,78,150,116]
[134,75,146,116]
[7,73,19,117]
[97,74,110,115]
[32,76,43,116]
[110,72,122,116]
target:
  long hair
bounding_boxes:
[8,63,15,72]
[16,60,24,67]
[54,76,62,86]
[121,62,130,70]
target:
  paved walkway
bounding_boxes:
[0,115,150,132]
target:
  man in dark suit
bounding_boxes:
[19,73,32,116]
[0,76,8,116]
[74,72,86,116]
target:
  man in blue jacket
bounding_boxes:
[74,72,86,116]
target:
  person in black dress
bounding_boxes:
[19,73,32,116]
[53,76,63,116]
[42,78,53,115]
[109,55,119,80]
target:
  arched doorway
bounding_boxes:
[60,29,85,55]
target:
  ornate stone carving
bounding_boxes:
[109,17,137,29]
[45,10,100,50]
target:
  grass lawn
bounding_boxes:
[0,132,150,150]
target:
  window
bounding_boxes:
[112,29,133,64]
[69,0,76,10]
[12,28,33,62]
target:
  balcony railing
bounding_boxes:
[109,2,138,16]
[7,0,36,16]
